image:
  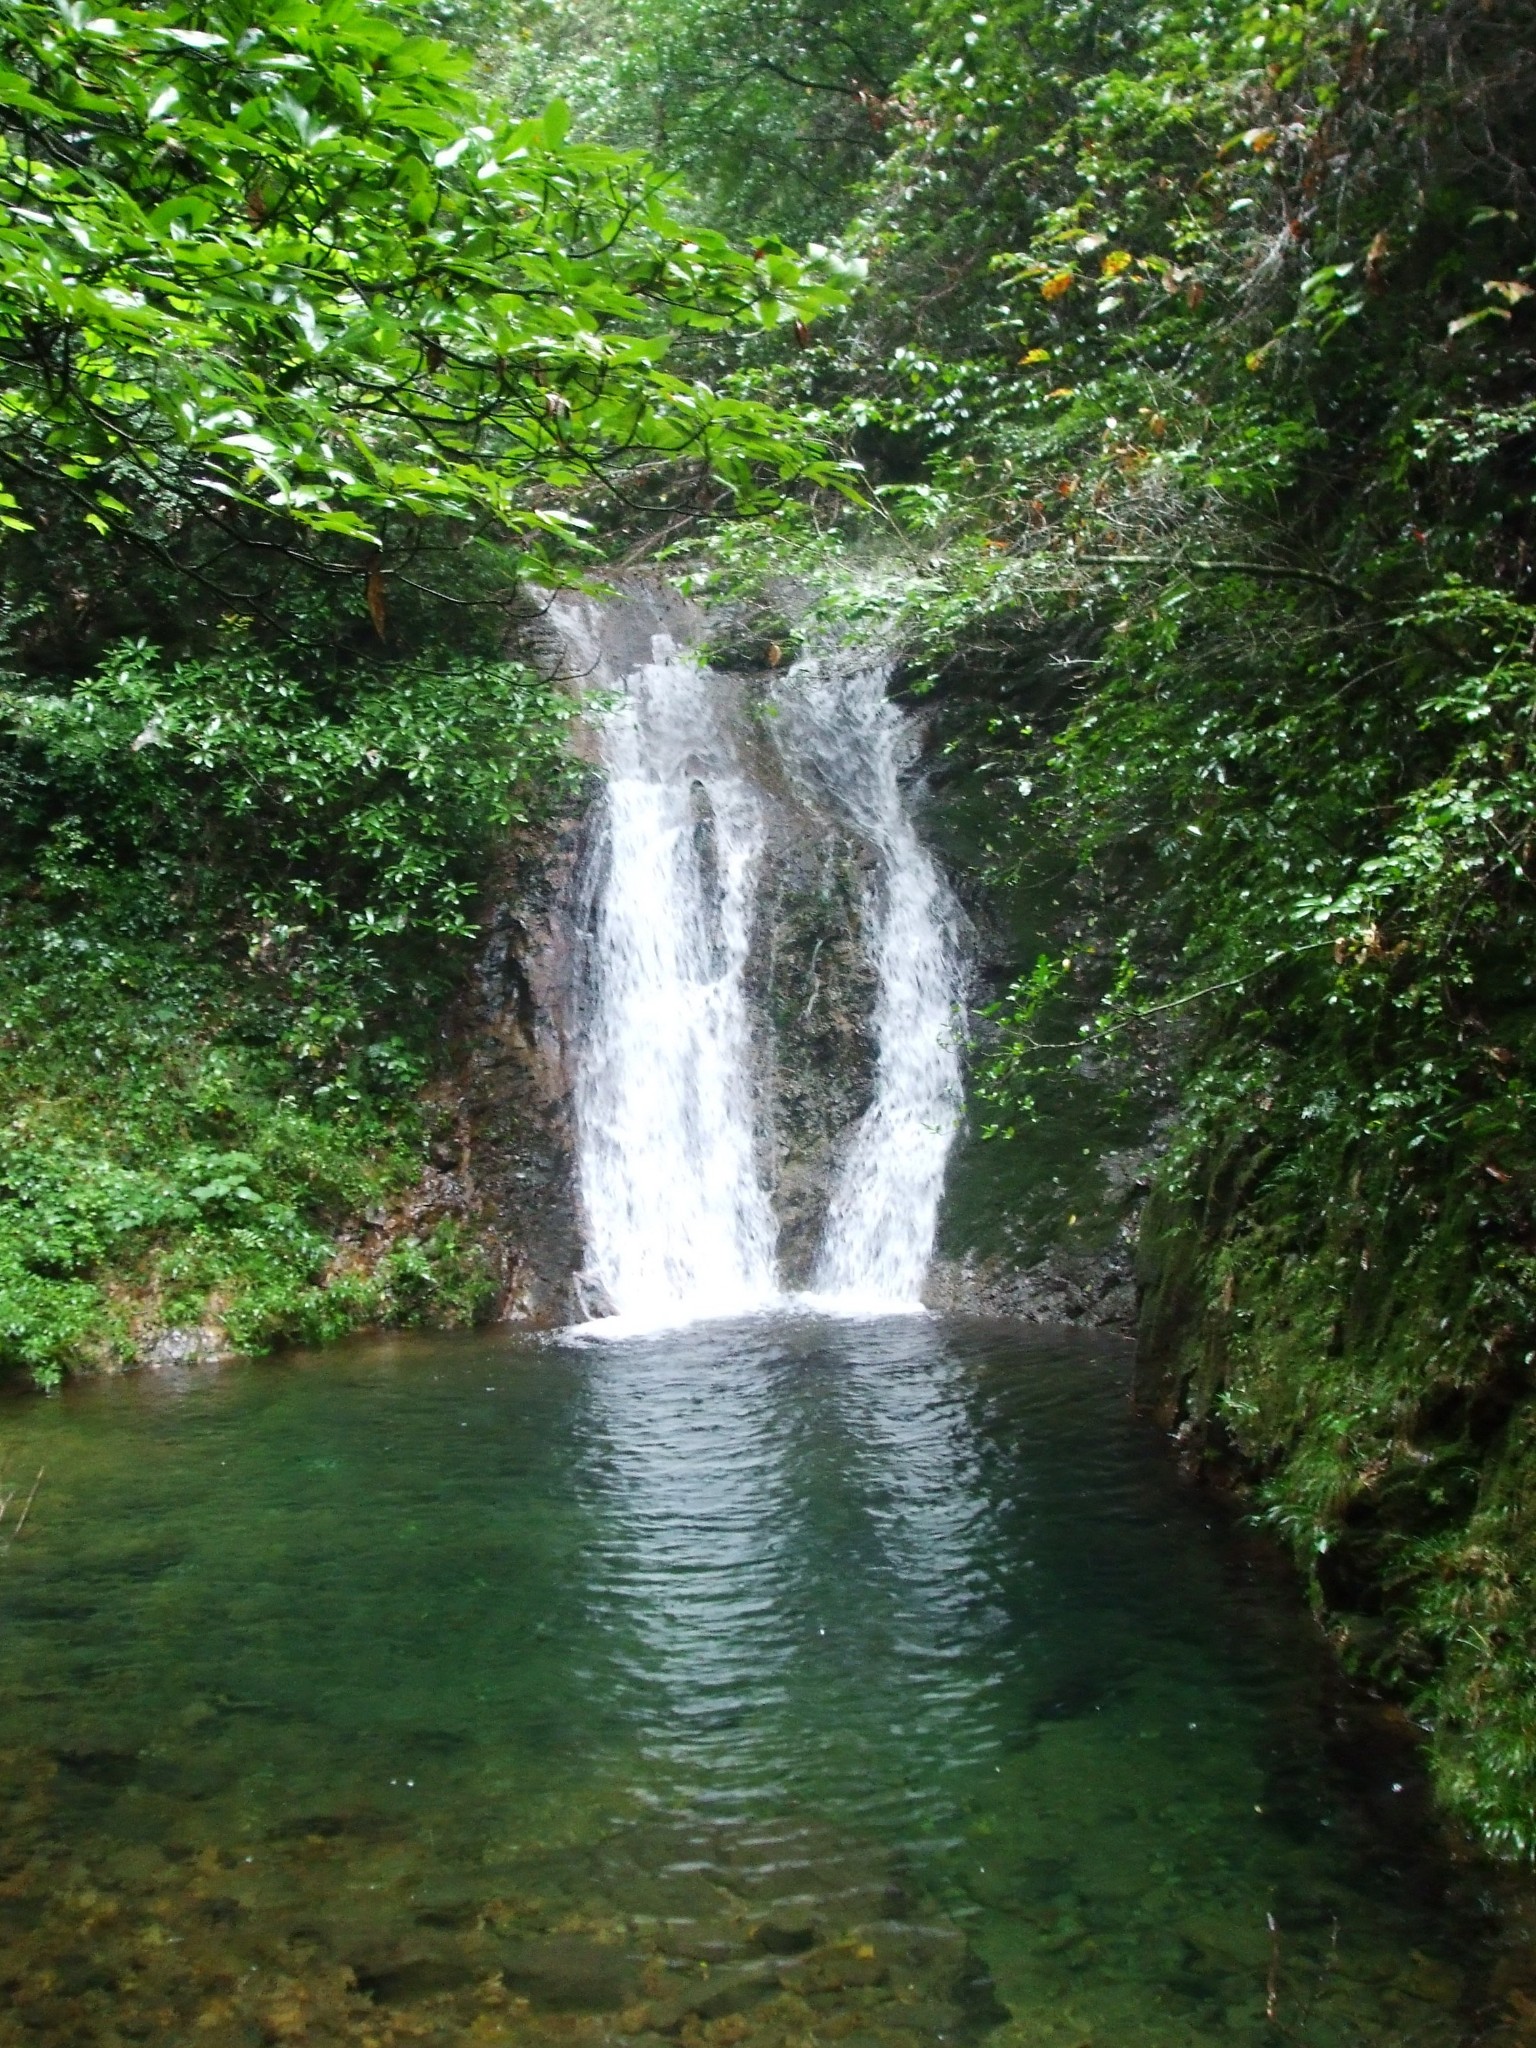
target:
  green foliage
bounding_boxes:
[0,0,849,567]
[3,632,572,961]
[0,0,864,1387]
[5,0,1535,1868]
[468,0,919,242]
[825,0,1536,1859]
[0,622,571,1384]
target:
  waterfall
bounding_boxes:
[557,594,961,1327]
[769,657,963,1309]
[569,623,780,1327]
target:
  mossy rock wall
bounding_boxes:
[1135,1151,1536,1861]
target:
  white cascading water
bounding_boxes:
[571,627,780,1327]
[559,598,961,1327]
[770,656,963,1309]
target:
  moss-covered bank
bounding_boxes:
[1136,1128,1536,1862]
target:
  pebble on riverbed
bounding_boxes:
[0,1750,1013,2048]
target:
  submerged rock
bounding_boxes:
[751,1914,822,1955]
[496,1933,641,2010]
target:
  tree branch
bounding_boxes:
[1079,553,1369,603]
[752,56,867,99]
[1006,941,1339,1053]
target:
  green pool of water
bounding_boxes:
[0,1317,1503,2047]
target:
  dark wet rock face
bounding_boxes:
[924,1243,1140,1330]
[431,807,591,1326]
[748,815,880,1289]
[347,801,593,1331]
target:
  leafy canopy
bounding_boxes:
[469,0,921,243]
[0,0,849,560]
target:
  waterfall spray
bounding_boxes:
[556,594,961,1327]
[769,657,963,1309]
[572,630,779,1327]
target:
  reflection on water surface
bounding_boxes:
[0,1316,1509,2045]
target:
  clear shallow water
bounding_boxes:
[0,1317,1498,2047]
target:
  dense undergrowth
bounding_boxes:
[0,625,573,1381]
[865,0,1536,1860]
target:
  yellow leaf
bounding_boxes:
[1044,386,1076,400]
[1485,278,1535,305]
[1101,249,1132,279]
[1019,346,1051,363]
[1448,307,1510,335]
[1040,270,1073,302]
